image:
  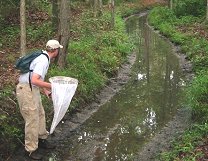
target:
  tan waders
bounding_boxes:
[16,83,49,153]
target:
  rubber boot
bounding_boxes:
[25,150,42,160]
[39,139,56,149]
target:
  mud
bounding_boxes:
[9,50,137,161]
[52,50,137,137]
[10,12,193,161]
[49,30,193,161]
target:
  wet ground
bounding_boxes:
[10,41,137,161]
[48,12,193,161]
[10,12,194,161]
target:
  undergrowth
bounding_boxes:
[160,124,208,161]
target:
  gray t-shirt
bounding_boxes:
[19,50,50,84]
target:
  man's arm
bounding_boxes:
[31,73,51,89]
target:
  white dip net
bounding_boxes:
[49,76,78,134]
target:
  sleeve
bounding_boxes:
[32,56,49,80]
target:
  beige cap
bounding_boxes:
[46,40,63,49]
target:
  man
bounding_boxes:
[16,40,63,160]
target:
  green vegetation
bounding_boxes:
[48,12,134,104]
[172,0,206,17]
[148,1,208,160]
[160,124,208,161]
[187,71,208,123]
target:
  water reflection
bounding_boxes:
[61,15,185,161]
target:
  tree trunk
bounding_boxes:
[110,0,115,29]
[206,0,208,20]
[93,0,98,17]
[93,0,102,17]
[169,0,173,10]
[57,0,70,68]
[52,0,59,31]
[98,0,103,16]
[20,0,26,56]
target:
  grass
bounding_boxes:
[47,11,135,105]
[159,124,208,161]
[186,71,208,123]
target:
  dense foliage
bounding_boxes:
[48,11,134,103]
[173,0,206,17]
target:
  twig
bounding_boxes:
[0,108,9,115]
[6,155,11,161]
[8,97,17,106]
[8,0,17,7]
[104,84,116,92]
[17,138,24,146]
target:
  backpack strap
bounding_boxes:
[29,70,33,91]
[41,53,50,62]
[29,52,50,91]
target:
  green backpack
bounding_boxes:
[15,50,49,73]
[15,50,49,90]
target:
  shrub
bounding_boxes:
[186,70,208,122]
[148,6,177,28]
[173,0,206,17]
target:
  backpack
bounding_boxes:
[15,50,49,90]
[15,50,49,73]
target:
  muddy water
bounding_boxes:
[55,15,185,161]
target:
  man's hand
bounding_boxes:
[44,88,52,99]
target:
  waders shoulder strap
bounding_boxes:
[29,53,49,91]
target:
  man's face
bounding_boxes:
[54,48,60,57]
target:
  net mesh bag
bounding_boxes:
[49,76,78,134]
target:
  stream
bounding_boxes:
[49,13,186,161]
